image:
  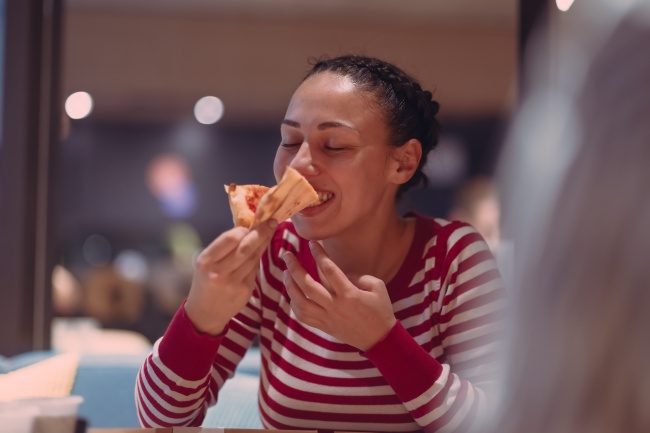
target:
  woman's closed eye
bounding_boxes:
[324,144,348,152]
[280,142,302,149]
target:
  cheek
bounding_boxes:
[273,148,289,183]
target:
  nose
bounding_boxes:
[289,142,318,176]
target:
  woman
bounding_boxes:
[136,55,505,432]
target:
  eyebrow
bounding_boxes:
[281,119,359,132]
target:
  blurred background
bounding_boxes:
[2,0,540,355]
[55,0,516,346]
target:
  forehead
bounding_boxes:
[286,72,380,121]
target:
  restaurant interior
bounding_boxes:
[2,0,649,432]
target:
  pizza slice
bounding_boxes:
[224,183,270,228]
[224,167,319,228]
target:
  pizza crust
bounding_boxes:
[225,167,319,228]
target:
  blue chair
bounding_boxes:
[0,348,262,429]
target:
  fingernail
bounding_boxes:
[269,219,278,230]
[282,252,291,263]
[309,240,317,251]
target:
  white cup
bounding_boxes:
[0,396,84,433]
[0,403,40,433]
[22,396,84,417]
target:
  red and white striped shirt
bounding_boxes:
[136,215,505,432]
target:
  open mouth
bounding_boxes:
[306,191,333,208]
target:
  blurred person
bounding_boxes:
[448,177,513,290]
[488,2,650,433]
[52,265,152,354]
[136,55,506,432]
[82,265,145,327]
[146,153,198,219]
[51,264,83,316]
[447,176,501,251]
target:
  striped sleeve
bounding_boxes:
[135,286,262,427]
[364,221,506,433]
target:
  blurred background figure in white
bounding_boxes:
[490,1,650,433]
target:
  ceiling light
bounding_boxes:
[556,0,575,11]
[194,96,224,125]
[65,91,93,119]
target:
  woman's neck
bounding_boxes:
[319,210,416,284]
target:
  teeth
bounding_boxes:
[318,192,332,202]
[308,191,333,207]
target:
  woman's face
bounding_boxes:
[274,72,400,240]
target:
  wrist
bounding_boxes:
[157,303,224,380]
[361,316,397,352]
[184,299,229,336]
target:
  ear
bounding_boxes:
[388,139,422,185]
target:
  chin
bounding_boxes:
[290,217,330,241]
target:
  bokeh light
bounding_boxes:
[556,0,575,11]
[65,91,94,119]
[82,234,112,266]
[115,250,149,283]
[194,96,224,124]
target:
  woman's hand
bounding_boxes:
[184,219,277,336]
[283,241,397,352]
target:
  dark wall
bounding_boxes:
[58,115,505,254]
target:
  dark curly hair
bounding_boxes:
[303,55,441,196]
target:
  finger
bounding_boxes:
[230,219,277,264]
[195,227,249,271]
[252,218,278,254]
[284,270,327,319]
[228,220,277,282]
[282,252,333,307]
[309,241,352,295]
[242,266,259,290]
[284,269,308,302]
[197,220,275,282]
[254,218,279,240]
[238,236,272,280]
[229,251,263,285]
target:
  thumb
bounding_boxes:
[346,273,384,292]
[256,218,279,239]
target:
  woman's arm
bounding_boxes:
[364,223,505,432]
[134,220,275,427]
[135,293,262,427]
[283,222,505,432]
